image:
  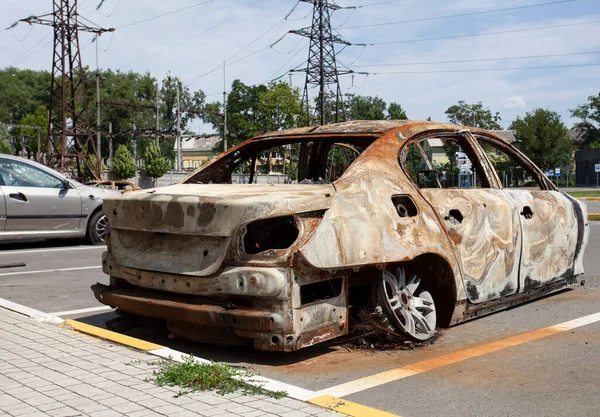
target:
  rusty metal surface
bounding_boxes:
[98,120,588,350]
[421,188,521,303]
[91,283,275,333]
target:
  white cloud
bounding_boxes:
[504,95,527,109]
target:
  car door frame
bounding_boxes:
[472,133,586,290]
[399,129,523,304]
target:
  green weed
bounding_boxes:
[147,355,287,399]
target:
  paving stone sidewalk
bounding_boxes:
[0,308,340,417]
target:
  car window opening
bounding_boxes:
[184,135,377,185]
[475,136,546,190]
[401,135,490,189]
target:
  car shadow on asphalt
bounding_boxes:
[74,310,338,366]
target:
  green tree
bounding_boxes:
[510,108,572,170]
[205,80,301,152]
[444,101,502,160]
[13,105,48,155]
[111,145,137,179]
[445,101,502,129]
[257,81,301,133]
[83,155,103,182]
[143,142,170,183]
[387,102,408,120]
[345,94,387,120]
[570,94,600,148]
[0,67,50,124]
[0,126,11,154]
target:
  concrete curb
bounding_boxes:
[575,197,600,201]
[0,297,396,417]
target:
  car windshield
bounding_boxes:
[184,135,378,184]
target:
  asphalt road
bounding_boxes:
[1,226,600,417]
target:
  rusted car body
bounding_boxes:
[92,120,589,351]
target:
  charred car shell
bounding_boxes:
[92,120,589,351]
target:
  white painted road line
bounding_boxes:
[50,305,113,316]
[0,246,106,255]
[0,265,101,277]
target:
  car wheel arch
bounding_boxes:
[362,254,458,328]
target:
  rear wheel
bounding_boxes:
[85,210,109,245]
[375,266,437,341]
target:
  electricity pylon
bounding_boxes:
[290,0,352,126]
[18,1,113,179]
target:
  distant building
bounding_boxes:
[174,135,220,170]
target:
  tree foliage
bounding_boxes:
[83,155,103,182]
[204,80,300,151]
[345,94,387,120]
[445,101,502,130]
[0,67,206,167]
[444,101,502,160]
[509,108,572,170]
[387,102,408,120]
[111,145,137,179]
[143,142,171,179]
[0,126,11,154]
[570,94,600,148]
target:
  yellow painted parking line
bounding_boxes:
[319,312,600,398]
[310,395,401,417]
[64,319,163,351]
[588,212,600,221]
[585,197,600,201]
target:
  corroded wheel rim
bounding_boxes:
[95,215,110,244]
[377,267,437,341]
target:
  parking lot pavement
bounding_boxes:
[3,223,600,417]
[0,242,109,314]
[0,306,342,417]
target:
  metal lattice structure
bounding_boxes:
[19,1,113,179]
[290,0,352,126]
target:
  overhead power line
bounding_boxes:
[118,0,215,29]
[350,50,600,67]
[121,0,265,69]
[367,19,600,45]
[340,0,577,30]
[369,62,600,75]
[355,0,406,7]
[9,32,52,66]
[185,2,300,87]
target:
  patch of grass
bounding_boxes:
[566,190,600,197]
[147,355,287,399]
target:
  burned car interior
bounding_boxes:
[93,121,589,351]
[184,134,378,185]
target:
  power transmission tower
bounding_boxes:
[18,1,113,179]
[290,0,352,126]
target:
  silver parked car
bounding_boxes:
[0,154,119,244]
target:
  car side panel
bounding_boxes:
[298,134,466,300]
[503,190,581,288]
[4,186,84,231]
[421,188,521,303]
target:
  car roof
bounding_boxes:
[253,120,512,145]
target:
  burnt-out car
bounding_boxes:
[92,120,589,351]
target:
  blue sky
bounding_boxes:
[1,0,599,132]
